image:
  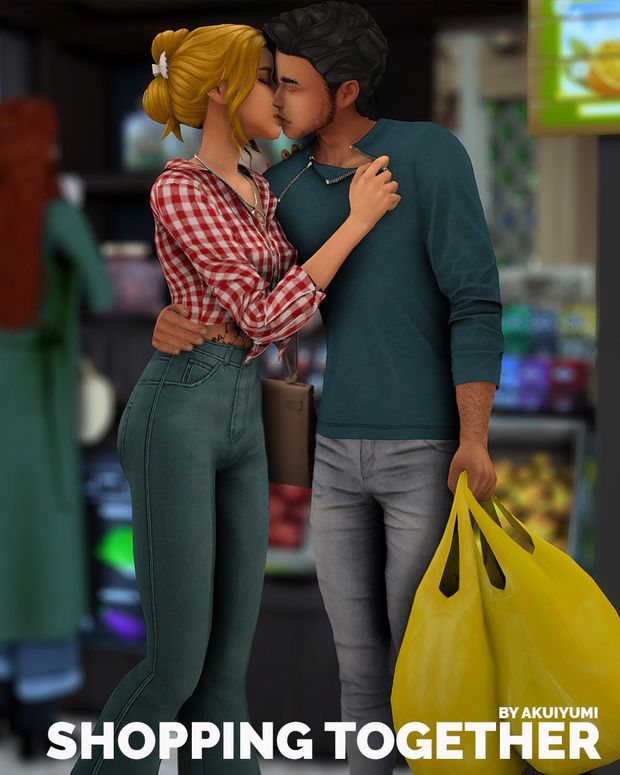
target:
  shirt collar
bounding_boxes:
[164,157,277,225]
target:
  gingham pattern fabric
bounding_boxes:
[150,158,325,365]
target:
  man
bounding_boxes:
[150,3,503,773]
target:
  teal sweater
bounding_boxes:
[263,118,504,440]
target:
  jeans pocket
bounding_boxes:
[172,356,223,388]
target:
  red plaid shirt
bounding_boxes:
[150,158,325,366]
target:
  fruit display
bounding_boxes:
[491,452,573,552]
[268,482,311,548]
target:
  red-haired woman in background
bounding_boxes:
[0,96,114,760]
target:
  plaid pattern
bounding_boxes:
[150,158,325,365]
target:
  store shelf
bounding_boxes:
[489,413,588,444]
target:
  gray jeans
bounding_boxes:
[309,434,459,775]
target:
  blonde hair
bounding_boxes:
[143,24,266,154]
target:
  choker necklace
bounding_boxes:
[192,153,263,223]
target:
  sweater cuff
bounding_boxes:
[452,352,503,389]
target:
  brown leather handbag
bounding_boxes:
[261,334,316,488]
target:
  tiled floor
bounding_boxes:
[0,715,401,775]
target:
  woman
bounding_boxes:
[0,97,114,759]
[71,23,399,775]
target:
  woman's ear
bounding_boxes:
[207,80,228,104]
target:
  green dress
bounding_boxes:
[0,198,114,640]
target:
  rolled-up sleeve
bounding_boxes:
[415,124,504,389]
[150,175,325,347]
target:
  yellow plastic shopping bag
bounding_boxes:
[462,472,620,774]
[391,473,525,775]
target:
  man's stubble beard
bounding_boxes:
[311,90,337,133]
[290,89,337,139]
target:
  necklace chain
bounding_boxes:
[192,153,274,288]
[192,153,263,221]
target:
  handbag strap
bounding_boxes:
[281,333,299,385]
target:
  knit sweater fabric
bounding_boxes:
[263,118,504,439]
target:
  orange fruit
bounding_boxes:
[587,39,620,96]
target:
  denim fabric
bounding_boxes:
[71,340,269,775]
[310,433,459,775]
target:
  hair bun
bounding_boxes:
[151,28,189,70]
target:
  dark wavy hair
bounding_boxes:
[263,1,388,118]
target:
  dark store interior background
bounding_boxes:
[1,0,619,773]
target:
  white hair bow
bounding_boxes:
[152,51,169,79]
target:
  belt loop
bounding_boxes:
[222,346,235,366]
